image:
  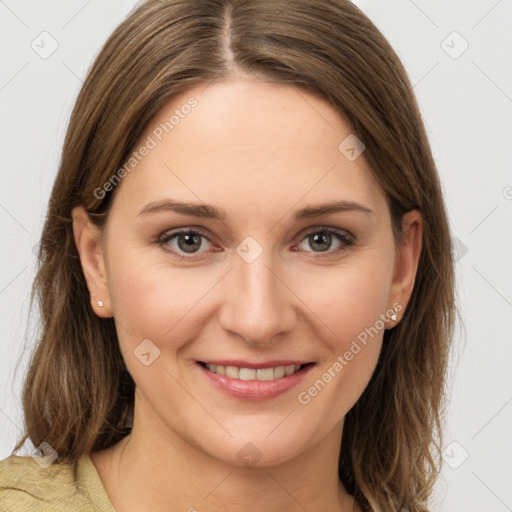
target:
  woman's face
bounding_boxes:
[79,78,419,467]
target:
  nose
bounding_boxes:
[218,247,296,346]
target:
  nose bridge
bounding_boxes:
[219,244,294,344]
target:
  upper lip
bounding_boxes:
[198,360,315,369]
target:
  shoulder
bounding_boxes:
[0,454,91,511]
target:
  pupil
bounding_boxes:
[311,233,331,252]
[179,234,201,253]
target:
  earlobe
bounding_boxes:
[387,210,423,326]
[71,206,113,318]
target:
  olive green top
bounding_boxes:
[0,453,115,511]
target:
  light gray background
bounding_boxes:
[1,1,511,511]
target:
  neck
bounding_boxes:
[91,392,356,512]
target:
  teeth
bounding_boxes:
[239,368,256,380]
[285,365,296,376]
[256,367,274,381]
[225,366,239,379]
[274,366,285,379]
[205,363,303,380]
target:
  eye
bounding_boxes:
[294,226,354,255]
[156,225,354,260]
[158,228,215,259]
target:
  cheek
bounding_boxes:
[294,255,393,414]
[106,247,222,362]
[106,263,207,408]
[302,254,393,341]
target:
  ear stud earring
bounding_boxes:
[390,306,399,322]
[96,300,104,307]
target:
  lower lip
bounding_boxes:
[197,363,315,400]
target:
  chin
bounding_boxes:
[199,425,316,469]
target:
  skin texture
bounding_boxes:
[73,78,422,512]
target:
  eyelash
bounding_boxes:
[155,226,355,260]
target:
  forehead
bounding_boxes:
[111,79,387,223]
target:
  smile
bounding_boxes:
[196,361,316,400]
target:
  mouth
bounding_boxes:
[196,360,316,400]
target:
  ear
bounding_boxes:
[387,209,422,326]
[72,206,113,318]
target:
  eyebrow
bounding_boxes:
[137,199,374,221]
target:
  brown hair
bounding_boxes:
[13,1,456,510]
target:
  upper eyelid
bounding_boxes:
[159,226,216,244]
[300,225,352,239]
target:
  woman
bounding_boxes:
[0,0,455,510]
